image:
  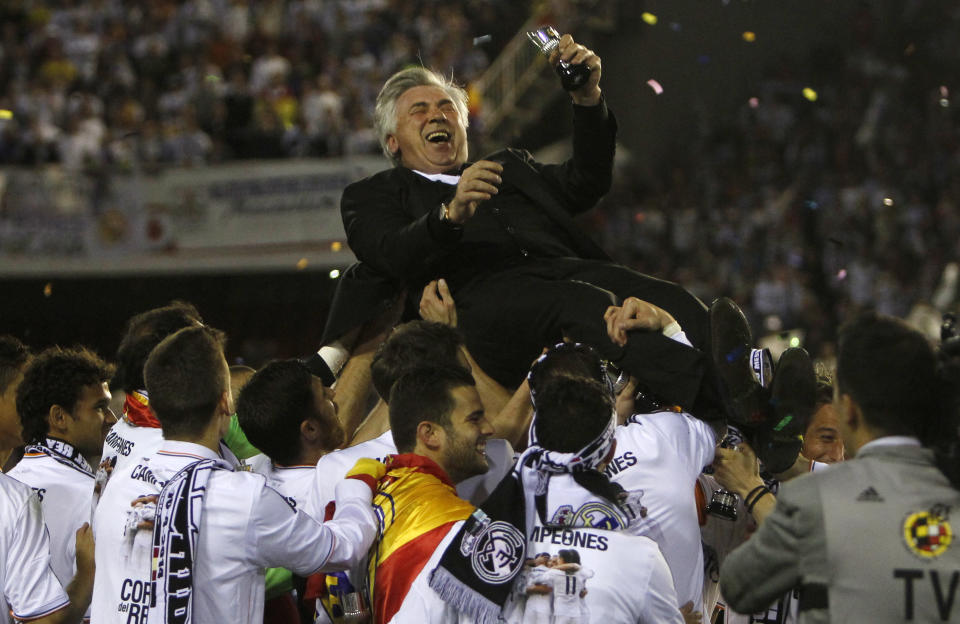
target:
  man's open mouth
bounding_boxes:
[426,130,451,143]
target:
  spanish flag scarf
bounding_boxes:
[369,454,475,624]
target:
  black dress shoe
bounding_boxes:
[710,297,767,428]
[753,426,803,474]
[769,347,816,438]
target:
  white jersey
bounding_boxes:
[7,443,95,621]
[92,441,217,624]
[605,410,716,613]
[506,524,683,624]
[100,418,163,477]
[250,458,317,515]
[0,472,70,624]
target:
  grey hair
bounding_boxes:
[374,67,470,167]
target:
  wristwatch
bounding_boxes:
[438,202,458,225]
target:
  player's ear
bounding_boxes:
[387,135,399,155]
[48,404,69,435]
[416,420,443,451]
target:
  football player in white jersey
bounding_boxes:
[306,320,516,622]
[527,333,717,618]
[8,346,115,622]
[141,325,379,624]
[237,359,347,513]
[99,302,203,482]
[0,471,95,624]
[504,370,684,624]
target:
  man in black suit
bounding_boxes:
[337,34,714,414]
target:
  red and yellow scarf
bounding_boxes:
[369,454,474,624]
[124,389,161,428]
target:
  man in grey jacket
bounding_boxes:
[720,313,960,623]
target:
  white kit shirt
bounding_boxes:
[100,418,163,478]
[311,431,514,515]
[92,441,215,624]
[146,445,378,624]
[506,524,683,624]
[0,472,70,624]
[249,458,317,514]
[605,410,716,613]
[7,440,96,622]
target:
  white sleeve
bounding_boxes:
[252,478,377,575]
[307,455,343,520]
[639,547,684,624]
[4,492,70,621]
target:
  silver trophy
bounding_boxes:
[526,26,592,91]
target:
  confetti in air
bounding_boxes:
[329,269,341,279]
[641,12,658,25]
[749,97,759,108]
[883,198,894,206]
[0,110,12,120]
[43,283,53,297]
[837,269,848,280]
[802,87,818,102]
[646,79,664,95]
[472,35,492,46]
[742,31,756,42]
[330,241,343,252]
[296,258,308,270]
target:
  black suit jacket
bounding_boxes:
[322,101,617,343]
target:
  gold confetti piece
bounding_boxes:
[641,12,658,25]
[296,258,308,270]
[43,283,53,297]
[742,31,756,42]
[802,87,818,102]
[0,110,12,120]
[330,241,343,252]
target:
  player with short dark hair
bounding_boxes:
[8,346,114,623]
[92,325,380,624]
[100,301,204,477]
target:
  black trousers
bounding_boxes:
[455,257,718,413]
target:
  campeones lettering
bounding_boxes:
[530,526,609,551]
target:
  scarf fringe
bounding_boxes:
[428,567,503,624]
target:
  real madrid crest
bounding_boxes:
[903,508,953,559]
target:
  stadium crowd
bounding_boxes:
[594,0,960,359]
[0,0,526,167]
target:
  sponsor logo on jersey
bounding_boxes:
[903,509,953,558]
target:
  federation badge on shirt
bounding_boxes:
[903,508,953,559]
